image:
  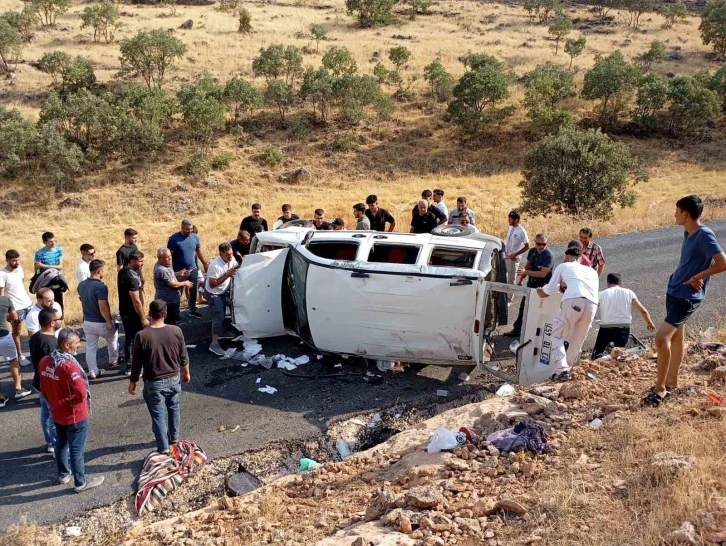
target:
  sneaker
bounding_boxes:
[0,397,7,408]
[59,475,71,485]
[20,356,32,368]
[74,475,104,493]
[209,341,225,356]
[47,445,55,454]
[124,370,132,376]
[89,371,97,380]
[107,361,119,368]
[189,311,204,319]
[15,388,31,399]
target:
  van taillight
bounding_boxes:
[474,320,480,334]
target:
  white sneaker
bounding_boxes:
[89,371,97,380]
[74,475,104,493]
[59,475,71,484]
[20,356,31,368]
[15,388,31,399]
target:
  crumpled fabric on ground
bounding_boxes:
[486,420,556,454]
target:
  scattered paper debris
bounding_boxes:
[334,363,343,368]
[496,383,515,397]
[185,344,197,349]
[232,335,246,342]
[367,413,382,427]
[65,526,82,537]
[229,425,240,433]
[293,355,310,365]
[258,385,277,394]
[589,418,603,430]
[336,437,352,459]
[277,360,298,371]
[348,418,367,427]
[220,348,237,360]
[437,389,449,397]
[255,378,261,384]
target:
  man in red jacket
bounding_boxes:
[39,328,104,493]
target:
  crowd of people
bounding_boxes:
[0,193,723,494]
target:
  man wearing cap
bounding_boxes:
[536,244,599,381]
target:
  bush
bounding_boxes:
[1,7,39,42]
[210,153,232,170]
[0,19,23,74]
[547,16,572,54]
[405,0,430,19]
[622,0,654,29]
[299,67,335,122]
[632,73,669,133]
[668,76,721,135]
[458,52,504,72]
[37,50,71,84]
[331,133,355,151]
[252,44,304,88]
[223,76,262,122]
[264,79,294,122]
[262,144,284,164]
[388,46,411,70]
[446,60,514,135]
[524,63,576,136]
[178,83,226,155]
[0,104,35,175]
[331,74,381,121]
[236,6,252,34]
[62,57,96,92]
[373,61,390,84]
[592,0,623,18]
[638,40,666,72]
[524,0,563,24]
[121,84,178,128]
[310,24,326,52]
[185,152,210,175]
[657,2,686,29]
[81,0,121,43]
[581,51,640,129]
[30,0,69,27]
[35,121,84,191]
[118,30,187,89]
[700,0,726,58]
[345,0,395,27]
[217,0,239,13]
[423,58,454,102]
[564,36,586,68]
[520,128,645,219]
[709,65,726,111]
[322,46,358,77]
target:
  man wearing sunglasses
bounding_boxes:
[505,233,554,338]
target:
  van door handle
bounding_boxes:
[450,279,473,286]
[351,272,370,278]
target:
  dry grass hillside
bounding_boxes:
[0,0,725,322]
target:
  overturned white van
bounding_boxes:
[232,227,563,385]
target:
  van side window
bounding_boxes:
[368,244,420,265]
[428,247,477,269]
[307,242,359,261]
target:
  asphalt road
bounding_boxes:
[1,220,725,532]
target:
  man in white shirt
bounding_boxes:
[76,244,95,286]
[25,288,63,336]
[537,246,599,381]
[0,250,34,365]
[591,273,655,359]
[432,189,448,219]
[505,210,530,302]
[206,242,242,356]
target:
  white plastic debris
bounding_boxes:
[185,344,197,349]
[589,418,603,430]
[293,355,310,366]
[366,413,382,427]
[232,335,247,342]
[496,383,515,397]
[65,527,82,537]
[436,389,449,397]
[509,340,520,354]
[258,385,277,394]
[336,438,352,459]
[255,378,261,384]
[427,426,460,454]
[348,418,368,427]
[241,341,263,361]
[277,360,298,371]
[458,372,470,382]
[334,363,343,368]
[220,348,237,360]
[317,354,323,360]
[626,346,644,355]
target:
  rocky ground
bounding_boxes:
[5,340,726,546]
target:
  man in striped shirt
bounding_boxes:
[579,227,605,275]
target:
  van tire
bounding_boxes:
[280,219,314,229]
[432,224,475,237]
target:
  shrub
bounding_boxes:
[564,36,586,68]
[331,133,355,151]
[709,65,726,111]
[458,53,504,72]
[299,67,335,122]
[657,2,686,29]
[223,76,262,122]
[373,61,390,84]
[118,30,187,89]
[264,79,294,122]
[520,128,645,219]
[0,104,35,175]
[548,16,572,54]
[1,7,39,42]
[252,44,304,88]
[37,50,71,84]
[668,75,721,135]
[638,40,666,72]
[632,73,669,133]
[62,58,96,92]
[405,0,430,19]
[446,60,514,134]
[185,151,210,175]
[423,58,454,102]
[388,46,411,70]
[121,84,178,128]
[236,6,252,34]
[525,0,563,24]
[622,0,654,29]
[210,153,232,169]
[262,144,284,164]
[322,46,358,76]
[81,0,121,43]
[581,51,640,129]
[310,23,326,52]
[373,93,394,128]
[524,63,576,136]
[0,19,23,74]
[30,0,69,27]
[592,0,623,18]
[700,0,726,58]
[289,119,309,139]
[331,73,381,114]
[35,121,84,191]
[177,79,226,154]
[345,0,395,27]
[217,0,239,13]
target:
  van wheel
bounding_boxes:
[432,224,475,237]
[280,219,314,229]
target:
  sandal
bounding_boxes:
[642,390,670,407]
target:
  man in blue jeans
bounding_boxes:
[205,242,242,356]
[129,300,190,454]
[167,219,208,319]
[644,195,726,406]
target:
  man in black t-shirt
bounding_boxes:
[118,251,148,375]
[29,307,59,453]
[240,203,269,234]
[277,204,300,225]
[365,194,396,232]
[410,200,438,234]
[410,190,446,225]
[312,208,332,230]
[230,230,251,257]
[116,228,139,271]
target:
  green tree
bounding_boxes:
[622,0,654,29]
[37,50,71,84]
[700,0,726,58]
[309,23,326,52]
[236,6,252,34]
[373,93,393,129]
[657,2,686,29]
[524,63,575,135]
[1,6,39,41]
[35,121,84,191]
[180,94,226,155]
[581,51,640,129]
[373,61,390,84]
[118,30,187,89]
[345,0,395,27]
[405,0,430,19]
[264,79,293,122]
[223,76,262,122]
[548,16,572,54]
[446,61,514,134]
[668,75,721,135]
[299,66,335,122]
[388,46,411,70]
[30,0,69,27]
[177,77,224,108]
[423,58,454,102]
[537,0,563,24]
[638,40,666,72]
[332,73,381,124]
[322,46,358,76]
[592,0,623,18]
[81,0,121,43]
[632,73,669,133]
[524,0,541,23]
[62,58,96,93]
[121,84,177,128]
[252,44,304,88]
[217,0,239,13]
[564,36,586,68]
[520,128,645,219]
[0,19,23,74]
[0,104,35,175]
[709,65,726,111]
[458,52,504,72]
